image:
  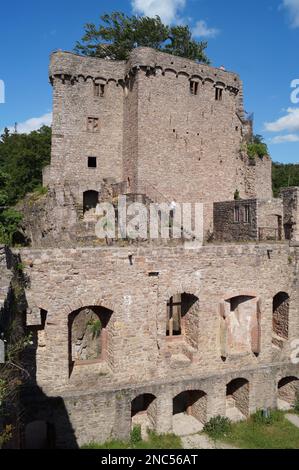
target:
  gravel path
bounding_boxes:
[286,413,299,428]
[182,433,238,449]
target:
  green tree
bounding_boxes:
[75,12,210,63]
[272,162,299,197]
[0,125,51,244]
[247,134,269,160]
[0,125,51,205]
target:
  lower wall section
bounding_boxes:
[21,363,299,448]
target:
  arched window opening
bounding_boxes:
[277,377,299,410]
[68,306,113,374]
[83,190,99,215]
[272,292,289,348]
[226,378,249,421]
[172,390,207,435]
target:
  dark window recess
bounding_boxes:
[190,81,199,95]
[88,157,97,168]
[94,83,105,97]
[87,117,99,132]
[244,205,250,223]
[215,87,223,101]
[94,84,100,97]
[83,191,99,214]
[234,206,240,223]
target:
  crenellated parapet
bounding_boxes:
[49,47,242,99]
[124,47,241,92]
[49,50,126,86]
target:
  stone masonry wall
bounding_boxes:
[18,243,299,399]
[281,188,299,241]
[213,199,258,242]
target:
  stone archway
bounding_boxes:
[226,378,249,421]
[277,376,299,410]
[172,390,207,436]
[131,394,157,439]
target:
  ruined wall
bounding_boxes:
[17,243,298,398]
[281,187,299,241]
[213,198,284,242]
[257,198,283,241]
[21,364,299,447]
[213,199,258,242]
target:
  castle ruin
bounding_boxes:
[1,47,299,448]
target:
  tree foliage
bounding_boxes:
[0,126,51,244]
[75,12,210,64]
[272,162,299,197]
[247,134,269,160]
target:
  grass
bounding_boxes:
[221,411,299,449]
[81,431,182,449]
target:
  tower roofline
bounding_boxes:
[49,46,241,89]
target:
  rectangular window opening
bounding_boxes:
[94,83,105,97]
[244,205,250,223]
[234,206,240,223]
[166,294,182,337]
[87,117,99,132]
[215,87,223,101]
[190,81,199,95]
[94,83,100,97]
[88,157,97,168]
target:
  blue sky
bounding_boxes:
[0,0,298,163]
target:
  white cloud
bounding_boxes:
[265,108,299,133]
[131,0,186,24]
[192,20,220,38]
[270,134,299,144]
[282,0,299,28]
[1,112,52,135]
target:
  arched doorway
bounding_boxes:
[277,377,299,410]
[24,421,55,449]
[172,390,207,436]
[131,394,157,439]
[226,378,249,421]
[83,190,99,215]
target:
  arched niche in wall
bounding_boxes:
[272,292,289,349]
[220,295,261,360]
[68,305,113,376]
[83,190,99,215]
